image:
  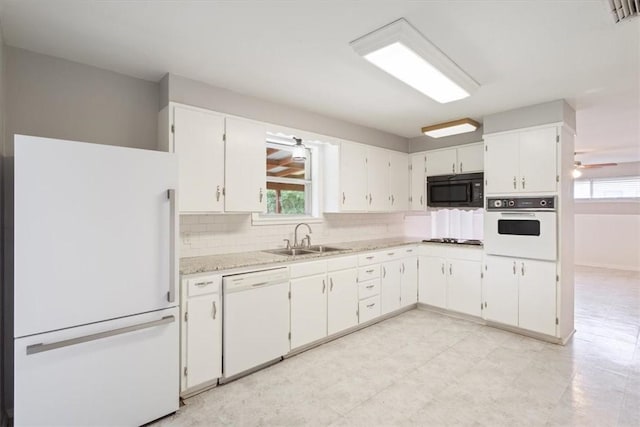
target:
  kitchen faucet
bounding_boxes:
[293,223,312,248]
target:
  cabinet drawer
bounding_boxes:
[402,246,417,257]
[327,255,358,272]
[186,275,221,297]
[358,265,380,282]
[358,279,380,300]
[359,296,381,323]
[290,260,327,279]
[358,251,383,266]
[381,248,403,262]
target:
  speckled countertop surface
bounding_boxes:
[180,237,424,275]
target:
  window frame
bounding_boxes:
[252,139,323,226]
[574,175,640,201]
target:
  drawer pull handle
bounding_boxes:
[365,269,375,273]
[388,252,395,256]
[366,285,374,289]
[366,256,374,260]
[195,281,214,287]
[366,303,376,308]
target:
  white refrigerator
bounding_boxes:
[12,135,180,426]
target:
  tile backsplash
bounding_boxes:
[180,213,409,257]
[179,209,483,258]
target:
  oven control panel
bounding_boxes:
[486,196,555,211]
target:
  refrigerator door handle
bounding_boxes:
[168,188,178,303]
[26,315,176,355]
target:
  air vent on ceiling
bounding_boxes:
[609,0,639,23]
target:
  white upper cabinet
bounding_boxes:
[456,144,484,174]
[389,151,409,211]
[171,106,225,213]
[224,117,267,212]
[409,154,426,211]
[338,142,368,212]
[161,104,268,213]
[366,147,390,211]
[485,126,558,195]
[426,149,458,176]
[424,143,483,177]
[325,140,409,213]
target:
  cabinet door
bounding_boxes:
[519,127,557,193]
[389,151,409,211]
[447,259,482,317]
[456,143,484,173]
[400,257,418,307]
[418,256,447,308]
[225,117,267,212]
[483,256,518,327]
[367,147,390,211]
[409,154,426,211]
[185,294,221,389]
[340,142,368,211]
[380,260,402,314]
[173,107,225,212]
[518,259,557,336]
[327,269,358,335]
[426,148,457,177]
[484,133,519,194]
[290,274,327,349]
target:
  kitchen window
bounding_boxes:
[265,141,312,215]
[574,176,640,199]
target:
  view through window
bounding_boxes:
[574,176,640,199]
[265,142,311,215]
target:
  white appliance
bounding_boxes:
[13,135,179,426]
[484,196,557,261]
[223,268,289,378]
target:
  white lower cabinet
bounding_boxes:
[327,268,359,335]
[400,256,418,307]
[446,259,482,317]
[381,260,402,315]
[484,255,557,336]
[290,274,328,349]
[418,245,483,317]
[418,256,447,308]
[181,275,222,394]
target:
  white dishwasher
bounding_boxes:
[223,267,290,378]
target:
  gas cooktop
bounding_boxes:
[422,238,483,246]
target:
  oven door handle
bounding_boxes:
[499,212,537,217]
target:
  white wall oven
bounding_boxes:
[484,197,557,261]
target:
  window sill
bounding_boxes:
[251,213,323,226]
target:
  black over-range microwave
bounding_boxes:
[426,172,484,208]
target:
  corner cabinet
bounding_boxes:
[180,275,222,395]
[484,126,558,194]
[159,104,266,213]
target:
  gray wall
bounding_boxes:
[408,127,483,153]
[2,47,161,416]
[163,73,409,152]
[4,47,159,154]
[483,99,576,135]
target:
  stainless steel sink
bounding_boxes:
[264,248,316,256]
[306,245,346,253]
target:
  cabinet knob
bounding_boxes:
[216,185,221,202]
[521,263,525,276]
[460,162,463,173]
[452,163,455,173]
[522,177,526,189]
[329,277,334,291]
[212,301,217,320]
[259,188,264,203]
[322,279,326,293]
[513,177,517,189]
[342,192,346,204]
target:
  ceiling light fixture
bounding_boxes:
[291,137,307,161]
[572,168,582,178]
[350,18,479,103]
[421,118,480,138]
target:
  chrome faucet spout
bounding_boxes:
[293,223,313,248]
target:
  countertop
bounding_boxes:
[179,237,482,275]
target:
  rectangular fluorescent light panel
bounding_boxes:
[364,42,469,103]
[351,18,479,104]
[421,118,480,138]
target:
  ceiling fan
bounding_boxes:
[573,152,618,177]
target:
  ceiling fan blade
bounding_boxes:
[580,163,618,169]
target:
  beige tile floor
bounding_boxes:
[155,266,640,426]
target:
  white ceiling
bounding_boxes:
[0,1,638,163]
